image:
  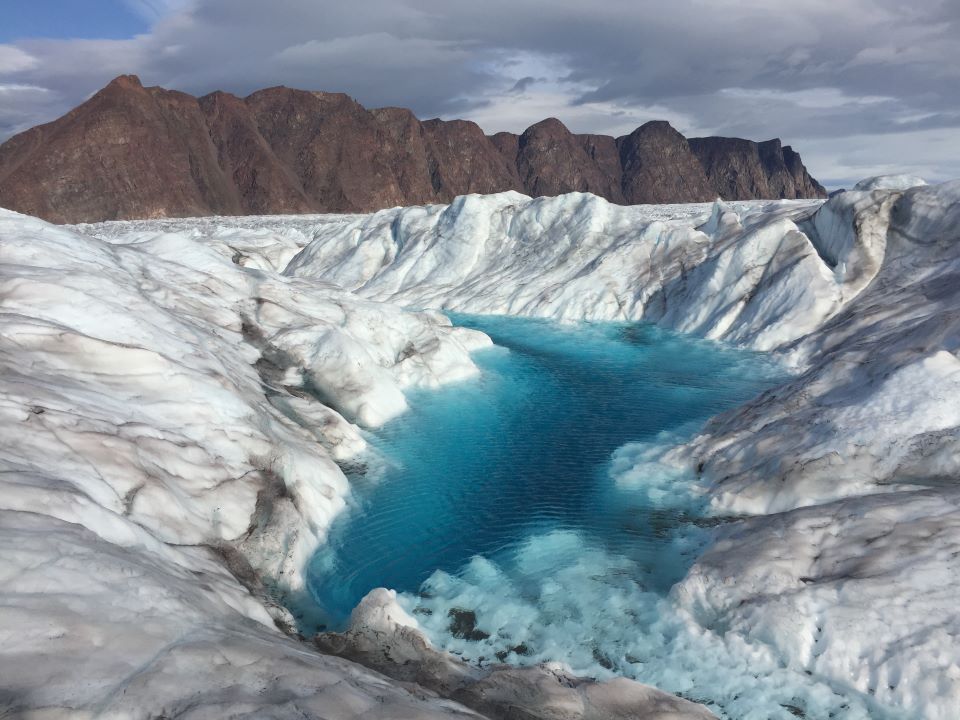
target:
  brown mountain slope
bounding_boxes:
[0,75,826,223]
[0,75,238,223]
[688,136,826,200]
[617,121,716,204]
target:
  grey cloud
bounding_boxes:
[510,76,538,93]
[0,84,61,137]
[0,0,957,185]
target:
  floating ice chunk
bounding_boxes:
[349,587,420,632]
[399,528,877,719]
[319,586,717,720]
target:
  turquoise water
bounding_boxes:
[304,315,889,719]
[307,315,778,625]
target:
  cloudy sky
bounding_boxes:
[2,0,958,188]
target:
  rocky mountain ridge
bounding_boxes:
[0,75,825,223]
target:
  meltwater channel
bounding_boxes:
[306,315,883,720]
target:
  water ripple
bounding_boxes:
[306,315,780,626]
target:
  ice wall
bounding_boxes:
[283,192,888,354]
[0,208,499,718]
[673,182,960,719]
[284,182,960,718]
[5,176,960,719]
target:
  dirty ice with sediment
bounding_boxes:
[2,174,958,719]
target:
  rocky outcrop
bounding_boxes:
[507,118,624,200]
[689,136,827,200]
[0,75,826,224]
[421,118,523,200]
[0,75,238,223]
[617,121,716,204]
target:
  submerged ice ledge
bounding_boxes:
[2,174,958,719]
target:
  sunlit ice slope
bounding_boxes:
[2,173,957,718]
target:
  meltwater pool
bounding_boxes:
[304,315,885,720]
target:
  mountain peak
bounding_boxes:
[639,119,677,131]
[523,117,572,135]
[105,74,145,91]
[0,77,827,223]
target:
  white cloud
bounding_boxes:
[0,83,48,94]
[717,87,894,110]
[273,33,468,72]
[462,88,706,138]
[457,49,707,136]
[795,127,960,188]
[0,46,38,74]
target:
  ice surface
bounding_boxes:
[279,194,843,352]
[280,184,960,718]
[0,510,493,719]
[3,178,959,719]
[672,182,960,719]
[852,174,929,191]
[90,195,851,356]
[677,489,960,720]
[0,208,496,717]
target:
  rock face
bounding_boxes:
[618,121,717,204]
[0,75,825,223]
[0,75,238,222]
[689,136,826,200]
[509,118,623,200]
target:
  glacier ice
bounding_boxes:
[672,181,960,719]
[2,177,960,719]
[0,208,502,718]
[852,174,928,192]
[282,183,960,718]
[281,193,838,352]
[0,205,713,718]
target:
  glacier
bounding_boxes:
[1,175,958,719]
[0,207,712,719]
